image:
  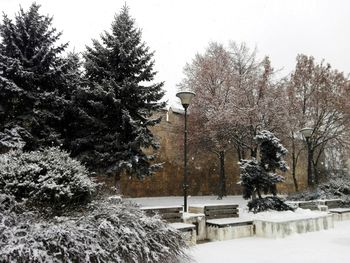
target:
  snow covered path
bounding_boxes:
[189,220,350,263]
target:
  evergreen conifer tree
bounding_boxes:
[0,3,78,151]
[239,130,293,212]
[65,6,165,180]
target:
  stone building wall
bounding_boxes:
[120,108,308,197]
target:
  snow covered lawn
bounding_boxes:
[189,220,350,263]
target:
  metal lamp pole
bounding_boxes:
[176,91,195,212]
[300,127,314,187]
[183,105,189,212]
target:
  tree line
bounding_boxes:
[178,42,350,198]
[0,3,165,186]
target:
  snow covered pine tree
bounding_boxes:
[65,5,165,182]
[239,130,293,212]
[0,3,79,152]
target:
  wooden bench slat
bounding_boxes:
[204,205,238,210]
[161,213,182,219]
[205,209,238,215]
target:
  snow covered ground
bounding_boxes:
[124,195,248,208]
[127,195,350,263]
[189,220,350,263]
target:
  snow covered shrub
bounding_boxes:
[239,130,294,213]
[248,196,294,212]
[0,126,29,153]
[0,199,190,263]
[288,172,350,206]
[0,147,96,210]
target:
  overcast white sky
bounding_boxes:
[1,0,350,105]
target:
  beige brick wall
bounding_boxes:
[120,109,308,197]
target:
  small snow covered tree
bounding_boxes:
[239,130,293,212]
[0,147,96,210]
[65,6,165,181]
[0,3,80,152]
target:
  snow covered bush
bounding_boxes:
[239,130,293,213]
[0,147,96,210]
[0,198,190,263]
[0,126,29,153]
[288,172,350,206]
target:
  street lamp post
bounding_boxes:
[300,127,314,187]
[176,91,195,212]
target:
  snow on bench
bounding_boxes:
[169,222,197,246]
[253,209,333,238]
[189,204,239,219]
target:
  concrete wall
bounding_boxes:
[120,108,308,197]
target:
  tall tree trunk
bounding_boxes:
[218,150,227,199]
[236,145,242,161]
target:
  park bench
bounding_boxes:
[141,206,196,245]
[189,204,239,219]
[287,199,343,211]
[329,208,350,221]
[141,206,182,222]
[188,204,252,241]
[318,199,343,209]
[297,200,319,210]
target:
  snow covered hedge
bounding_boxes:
[0,195,190,263]
[0,147,96,210]
[289,173,350,206]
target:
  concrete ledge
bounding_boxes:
[183,212,206,241]
[254,214,334,238]
[170,222,197,246]
[329,208,350,221]
[206,218,254,241]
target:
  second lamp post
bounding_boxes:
[300,127,314,187]
[176,91,195,212]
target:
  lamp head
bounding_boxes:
[176,91,196,109]
[300,127,313,139]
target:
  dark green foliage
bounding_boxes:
[65,6,165,177]
[0,196,190,263]
[240,158,285,199]
[0,3,80,151]
[0,147,96,210]
[240,130,293,212]
[248,196,294,213]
